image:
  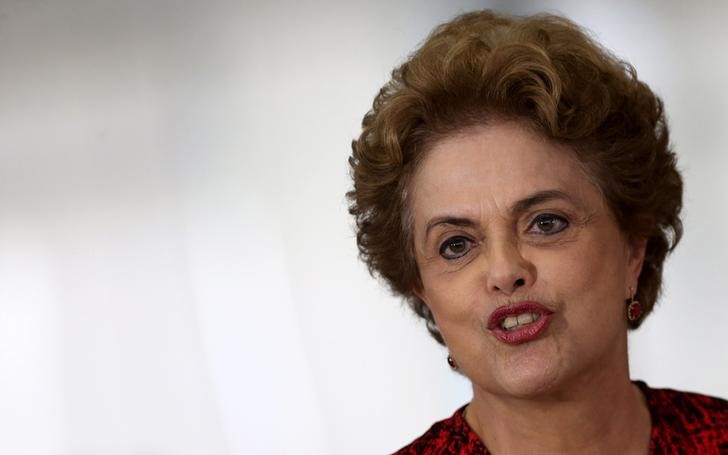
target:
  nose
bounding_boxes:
[485,238,534,295]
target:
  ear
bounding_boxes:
[626,235,647,297]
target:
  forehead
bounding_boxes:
[409,123,600,222]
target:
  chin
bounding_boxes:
[501,372,562,400]
[483,352,565,400]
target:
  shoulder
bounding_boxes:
[392,405,487,455]
[636,380,728,452]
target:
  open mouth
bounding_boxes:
[487,302,553,345]
[500,312,542,331]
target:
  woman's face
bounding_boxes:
[410,122,645,398]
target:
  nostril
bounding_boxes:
[514,278,526,288]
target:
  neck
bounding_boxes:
[465,349,651,454]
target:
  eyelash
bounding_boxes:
[439,236,474,260]
[527,213,569,235]
[437,213,570,260]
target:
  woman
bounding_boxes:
[347,10,728,454]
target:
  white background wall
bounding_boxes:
[0,0,726,454]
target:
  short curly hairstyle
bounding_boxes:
[347,10,683,345]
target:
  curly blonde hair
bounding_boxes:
[347,10,683,344]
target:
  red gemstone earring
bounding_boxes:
[447,355,458,370]
[627,288,642,322]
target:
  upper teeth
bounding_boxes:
[502,312,540,331]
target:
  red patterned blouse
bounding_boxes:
[393,381,728,454]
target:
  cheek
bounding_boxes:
[537,235,629,320]
[419,266,482,328]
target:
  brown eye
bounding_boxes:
[439,236,474,259]
[529,213,569,235]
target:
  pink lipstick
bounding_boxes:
[487,301,553,345]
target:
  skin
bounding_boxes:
[410,122,651,454]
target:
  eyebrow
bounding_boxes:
[423,190,574,240]
[510,190,573,217]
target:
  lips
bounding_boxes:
[487,301,554,345]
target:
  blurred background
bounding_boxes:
[0,0,726,453]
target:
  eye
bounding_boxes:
[439,236,474,260]
[528,213,569,235]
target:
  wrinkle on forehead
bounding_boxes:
[408,122,605,245]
